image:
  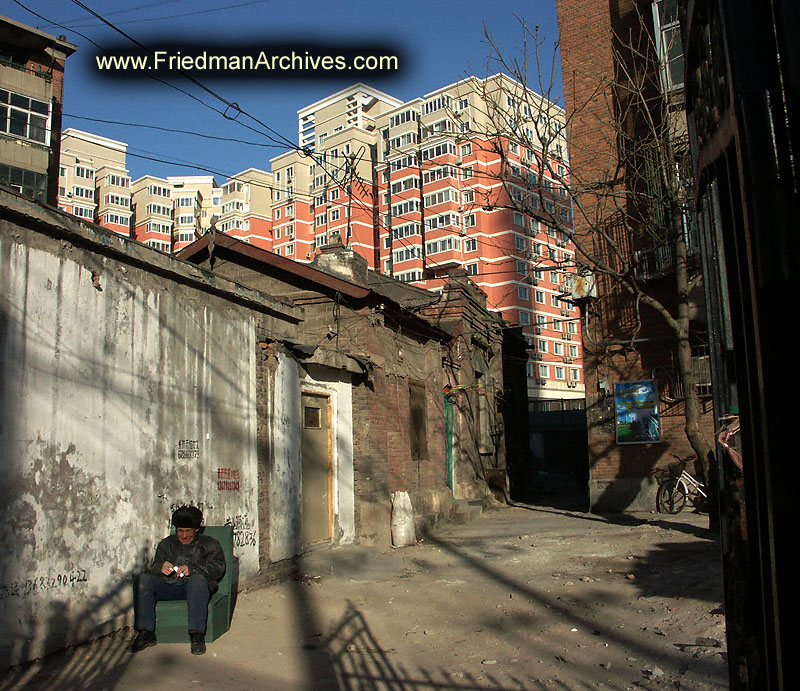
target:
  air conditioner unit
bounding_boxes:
[525,251,534,259]
[536,378,547,386]
[560,308,569,316]
[567,380,577,388]
[527,276,539,285]
[456,158,463,166]
[458,228,467,236]
[557,240,566,248]
[535,327,542,334]
[561,332,569,340]
[564,357,574,364]
[566,333,573,340]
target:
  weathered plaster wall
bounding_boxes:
[0,220,268,666]
[267,349,302,562]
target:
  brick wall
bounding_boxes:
[557,0,715,510]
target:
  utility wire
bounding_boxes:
[57,0,273,28]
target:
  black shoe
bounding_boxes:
[128,630,157,652]
[189,631,206,655]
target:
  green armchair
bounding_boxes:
[154,525,234,643]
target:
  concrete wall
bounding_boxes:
[0,199,299,667]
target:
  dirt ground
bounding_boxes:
[0,504,729,690]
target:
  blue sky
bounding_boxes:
[6,0,562,182]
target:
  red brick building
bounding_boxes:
[556,0,715,510]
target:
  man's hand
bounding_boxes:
[161,561,175,576]
[176,564,190,578]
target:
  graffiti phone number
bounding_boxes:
[0,569,89,599]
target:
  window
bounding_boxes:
[330,208,340,222]
[653,0,684,92]
[464,213,476,228]
[535,290,545,304]
[554,342,563,356]
[515,235,526,250]
[106,174,129,188]
[148,184,170,198]
[177,196,193,207]
[555,366,565,380]
[539,364,549,378]
[274,209,281,220]
[422,94,452,116]
[519,310,530,325]
[75,165,94,180]
[465,263,478,276]
[518,285,529,301]
[0,89,50,143]
[72,206,93,219]
[460,143,472,156]
[464,238,477,252]
[538,340,548,353]
[73,186,94,200]
[104,194,130,207]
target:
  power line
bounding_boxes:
[63,113,287,150]
[56,0,273,28]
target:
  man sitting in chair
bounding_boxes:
[129,505,226,655]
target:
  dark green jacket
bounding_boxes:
[148,533,226,594]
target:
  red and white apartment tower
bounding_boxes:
[268,79,584,408]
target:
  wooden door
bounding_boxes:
[301,393,332,545]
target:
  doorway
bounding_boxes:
[301,392,332,545]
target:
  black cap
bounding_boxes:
[172,505,203,529]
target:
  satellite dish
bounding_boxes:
[572,273,597,300]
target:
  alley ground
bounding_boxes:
[0,505,728,690]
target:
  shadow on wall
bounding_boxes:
[0,553,146,689]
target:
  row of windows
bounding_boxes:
[103,212,130,226]
[0,89,49,144]
[104,193,130,208]
[1,164,48,202]
[389,109,419,128]
[422,94,451,116]
[527,363,581,381]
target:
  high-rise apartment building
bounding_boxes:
[218,168,272,249]
[282,79,584,406]
[57,128,131,234]
[130,174,173,252]
[0,16,76,204]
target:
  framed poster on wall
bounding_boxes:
[614,380,661,444]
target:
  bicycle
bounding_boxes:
[656,455,708,514]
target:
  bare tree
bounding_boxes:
[456,15,716,507]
